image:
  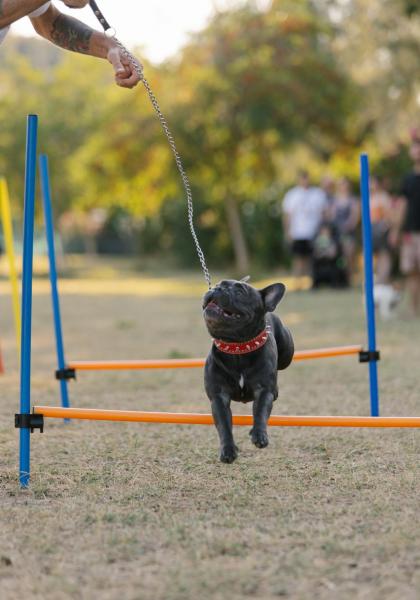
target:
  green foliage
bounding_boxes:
[71,0,353,269]
[0,0,418,268]
[0,48,113,216]
[329,0,420,148]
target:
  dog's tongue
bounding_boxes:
[207,301,218,308]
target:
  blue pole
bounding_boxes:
[39,155,70,411]
[360,153,380,417]
[19,115,38,487]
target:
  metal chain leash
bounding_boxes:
[144,86,212,288]
[115,41,211,289]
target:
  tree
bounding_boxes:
[168,0,354,272]
[325,0,420,148]
[58,1,354,272]
[0,42,116,216]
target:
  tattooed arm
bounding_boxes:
[30,4,140,88]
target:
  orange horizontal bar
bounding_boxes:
[292,345,362,361]
[33,407,420,428]
[67,345,363,372]
[68,358,206,370]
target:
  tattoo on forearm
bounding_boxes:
[51,14,92,54]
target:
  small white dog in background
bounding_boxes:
[373,283,402,320]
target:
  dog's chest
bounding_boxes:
[232,372,262,403]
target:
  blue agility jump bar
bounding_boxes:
[19,115,38,487]
[360,154,380,417]
[39,155,71,411]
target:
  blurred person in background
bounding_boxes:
[312,221,348,289]
[370,175,393,284]
[282,170,327,286]
[0,1,140,88]
[328,177,360,285]
[397,139,420,317]
[321,175,336,210]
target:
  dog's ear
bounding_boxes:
[259,283,286,312]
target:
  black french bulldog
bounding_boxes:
[203,278,294,463]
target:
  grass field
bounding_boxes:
[0,267,419,599]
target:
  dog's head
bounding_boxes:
[202,278,286,341]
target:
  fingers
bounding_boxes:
[115,69,141,89]
[112,56,127,79]
[108,47,141,89]
[115,59,140,88]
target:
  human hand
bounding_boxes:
[107,45,141,89]
[60,0,89,7]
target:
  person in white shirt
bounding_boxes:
[282,170,327,282]
[0,1,140,89]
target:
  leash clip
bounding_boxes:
[104,27,116,39]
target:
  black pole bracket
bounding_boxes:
[15,413,44,433]
[359,350,381,363]
[55,368,76,381]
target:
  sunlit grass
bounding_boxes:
[0,256,311,297]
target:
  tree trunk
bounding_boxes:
[225,195,249,275]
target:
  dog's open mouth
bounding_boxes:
[204,299,241,319]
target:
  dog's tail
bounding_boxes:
[269,314,295,370]
[277,325,294,370]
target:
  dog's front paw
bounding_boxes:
[219,444,238,464]
[250,427,269,449]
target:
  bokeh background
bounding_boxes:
[1,0,419,275]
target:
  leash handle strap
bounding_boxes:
[89,0,113,33]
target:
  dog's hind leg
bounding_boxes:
[250,390,275,448]
[210,393,238,463]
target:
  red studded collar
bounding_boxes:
[213,327,270,355]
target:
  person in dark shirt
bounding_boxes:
[399,139,420,316]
